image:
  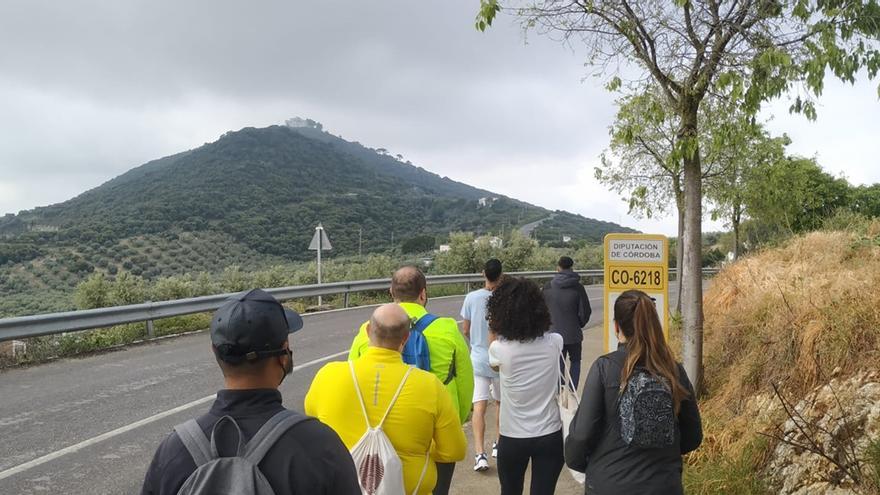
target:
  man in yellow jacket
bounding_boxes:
[306,304,467,495]
[348,266,473,495]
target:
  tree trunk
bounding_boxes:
[732,202,741,261]
[674,178,685,315]
[679,100,704,395]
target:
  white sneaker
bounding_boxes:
[491,442,498,458]
[474,453,489,472]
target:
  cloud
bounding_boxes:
[0,0,877,238]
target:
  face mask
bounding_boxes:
[278,349,293,386]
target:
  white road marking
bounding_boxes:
[0,349,348,482]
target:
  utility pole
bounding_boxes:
[358,226,363,257]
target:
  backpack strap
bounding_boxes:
[378,366,414,428]
[348,360,372,429]
[411,313,438,333]
[443,348,456,385]
[558,351,578,397]
[411,452,430,495]
[243,409,313,465]
[174,419,214,467]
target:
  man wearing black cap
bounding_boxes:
[141,289,359,495]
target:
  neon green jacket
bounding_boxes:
[349,302,474,424]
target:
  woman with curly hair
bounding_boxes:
[487,276,564,495]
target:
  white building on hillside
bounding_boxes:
[475,236,503,249]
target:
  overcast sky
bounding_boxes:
[1,0,878,236]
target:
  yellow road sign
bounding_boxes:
[603,233,669,353]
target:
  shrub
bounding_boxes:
[220,265,250,292]
[111,272,146,305]
[74,273,112,309]
[151,276,194,301]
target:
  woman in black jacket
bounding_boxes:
[564,290,702,494]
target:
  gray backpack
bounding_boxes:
[617,368,675,448]
[173,410,312,495]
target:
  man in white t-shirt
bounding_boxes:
[460,258,503,472]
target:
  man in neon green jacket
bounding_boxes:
[349,265,473,495]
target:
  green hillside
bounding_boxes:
[0,123,636,316]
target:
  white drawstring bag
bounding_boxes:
[558,355,585,484]
[348,362,429,495]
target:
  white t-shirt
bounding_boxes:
[488,332,564,438]
[460,288,497,378]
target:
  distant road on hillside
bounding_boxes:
[519,213,557,237]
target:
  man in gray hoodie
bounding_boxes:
[542,256,592,390]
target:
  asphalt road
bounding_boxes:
[0,284,626,494]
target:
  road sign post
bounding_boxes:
[603,233,669,353]
[308,223,333,306]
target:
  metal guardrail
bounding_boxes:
[0,268,717,343]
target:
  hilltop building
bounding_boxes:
[285,117,323,131]
[478,197,499,208]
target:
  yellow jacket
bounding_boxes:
[305,347,467,494]
[348,302,474,424]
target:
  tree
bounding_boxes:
[499,230,537,271]
[597,88,723,311]
[435,232,480,274]
[705,116,789,260]
[850,183,880,217]
[401,235,436,254]
[477,0,880,392]
[746,157,851,237]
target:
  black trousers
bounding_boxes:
[497,430,564,495]
[433,462,455,495]
[560,342,583,390]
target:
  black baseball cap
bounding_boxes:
[210,289,304,363]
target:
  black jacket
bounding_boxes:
[543,270,592,344]
[564,346,702,495]
[141,389,360,495]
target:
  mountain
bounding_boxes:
[0,123,636,315]
[2,124,634,258]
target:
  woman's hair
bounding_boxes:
[614,290,689,413]
[486,277,551,342]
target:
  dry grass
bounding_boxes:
[684,221,880,492]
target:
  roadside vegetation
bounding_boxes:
[678,215,880,494]
[0,231,601,366]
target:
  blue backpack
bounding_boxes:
[401,313,437,371]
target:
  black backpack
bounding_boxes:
[617,368,675,448]
[173,411,312,495]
